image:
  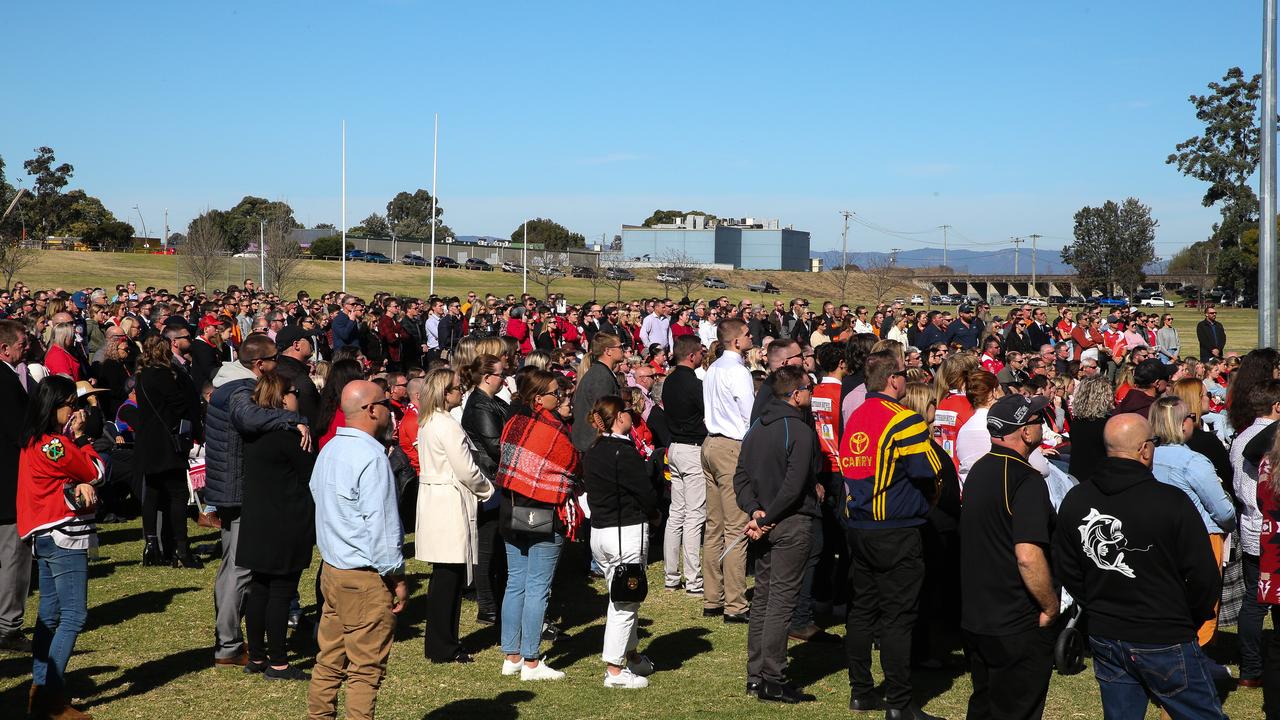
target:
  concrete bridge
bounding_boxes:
[908,272,1209,300]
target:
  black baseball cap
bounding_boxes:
[275,325,311,351]
[986,394,1051,436]
[1134,358,1173,388]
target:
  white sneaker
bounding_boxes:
[520,660,566,681]
[501,658,521,676]
[604,668,649,689]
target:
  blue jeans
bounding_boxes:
[501,534,563,660]
[32,535,89,691]
[1088,636,1225,720]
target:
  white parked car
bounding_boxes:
[1026,297,1048,307]
[1140,296,1175,307]
[910,294,925,304]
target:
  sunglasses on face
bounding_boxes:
[361,399,392,411]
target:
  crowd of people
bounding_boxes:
[0,276,1275,719]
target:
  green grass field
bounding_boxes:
[12,249,1266,353]
[0,520,1263,719]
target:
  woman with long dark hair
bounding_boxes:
[1229,348,1280,434]
[461,354,512,625]
[17,374,104,719]
[236,372,316,680]
[134,334,202,568]
[315,359,366,450]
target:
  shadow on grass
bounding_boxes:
[422,689,535,720]
[96,525,143,547]
[88,558,139,580]
[641,626,713,670]
[91,587,199,630]
[85,646,209,707]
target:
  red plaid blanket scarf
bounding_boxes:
[497,407,581,506]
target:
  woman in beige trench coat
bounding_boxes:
[414,368,495,663]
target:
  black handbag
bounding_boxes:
[608,447,648,603]
[507,494,556,537]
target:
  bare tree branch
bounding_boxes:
[262,219,305,297]
[660,248,708,302]
[180,213,226,292]
[0,239,38,291]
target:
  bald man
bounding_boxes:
[308,380,406,719]
[1053,413,1223,719]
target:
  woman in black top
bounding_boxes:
[236,372,316,680]
[583,396,658,689]
[461,354,512,625]
[1067,375,1114,484]
[133,334,203,568]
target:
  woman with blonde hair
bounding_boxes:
[43,321,80,380]
[1171,378,1234,500]
[1067,374,1114,483]
[1149,395,1235,665]
[935,353,980,468]
[415,368,495,664]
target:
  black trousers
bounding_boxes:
[845,525,925,710]
[963,627,1055,720]
[245,569,303,665]
[748,515,812,684]
[1262,605,1280,719]
[142,468,189,552]
[475,506,506,617]
[424,562,466,661]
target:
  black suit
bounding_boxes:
[1026,322,1052,351]
[0,361,31,639]
[189,337,223,391]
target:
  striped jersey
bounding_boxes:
[840,392,941,529]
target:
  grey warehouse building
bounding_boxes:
[620,215,810,271]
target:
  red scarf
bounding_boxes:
[497,407,581,505]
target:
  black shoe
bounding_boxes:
[141,537,165,566]
[264,665,310,681]
[849,694,884,711]
[430,650,474,664]
[475,611,497,625]
[173,549,204,569]
[746,681,761,698]
[702,607,724,617]
[885,706,944,720]
[244,660,268,675]
[723,612,750,624]
[756,680,813,704]
[0,632,31,652]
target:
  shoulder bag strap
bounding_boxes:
[138,370,175,433]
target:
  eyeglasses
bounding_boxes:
[1145,436,1160,448]
[539,390,565,400]
[446,385,462,393]
[284,389,299,397]
[361,399,392,411]
[891,370,909,378]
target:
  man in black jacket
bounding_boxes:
[1196,305,1226,360]
[275,325,321,428]
[1053,413,1224,719]
[399,299,425,370]
[0,321,31,651]
[735,366,819,704]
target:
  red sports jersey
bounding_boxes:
[810,377,844,473]
[934,391,973,469]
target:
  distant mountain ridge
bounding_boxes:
[810,248,1167,275]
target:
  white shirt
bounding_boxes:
[640,313,671,350]
[853,319,876,335]
[702,349,754,440]
[956,407,1051,487]
[698,320,718,348]
[1233,417,1275,556]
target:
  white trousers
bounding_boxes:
[590,522,648,666]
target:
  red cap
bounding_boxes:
[198,314,222,331]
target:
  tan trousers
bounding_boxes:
[307,564,397,720]
[701,435,750,615]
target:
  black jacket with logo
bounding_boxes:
[1052,457,1220,644]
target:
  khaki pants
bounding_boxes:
[701,435,749,615]
[307,564,397,720]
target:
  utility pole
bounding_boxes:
[1029,233,1041,294]
[938,224,950,268]
[259,220,266,291]
[1262,0,1278,347]
[890,247,900,266]
[1010,237,1025,276]
[839,211,854,270]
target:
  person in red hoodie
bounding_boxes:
[17,374,104,720]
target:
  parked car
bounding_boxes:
[536,265,564,277]
[1026,297,1048,307]
[501,261,525,273]
[703,276,729,289]
[362,251,392,264]
[1139,296,1174,308]
[910,294,925,304]
[604,267,635,281]
[570,265,597,278]
[1068,295,1087,305]
[935,294,953,305]
[433,256,460,268]
[747,280,781,294]
[464,258,493,271]
[401,254,427,266]
[656,271,685,284]
[1096,296,1128,307]
[344,249,366,261]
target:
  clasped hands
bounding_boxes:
[744,510,774,541]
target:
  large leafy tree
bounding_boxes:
[386,189,451,239]
[1167,67,1262,290]
[22,146,75,239]
[1061,198,1157,294]
[55,190,117,237]
[511,217,586,251]
[352,213,389,237]
[188,197,300,254]
[80,220,136,251]
[641,209,718,227]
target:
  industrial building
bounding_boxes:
[620,215,810,271]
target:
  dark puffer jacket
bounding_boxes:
[203,362,306,508]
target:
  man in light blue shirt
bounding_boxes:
[308,380,406,719]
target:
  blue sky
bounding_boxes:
[0,1,1262,263]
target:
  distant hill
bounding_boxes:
[810,248,1166,275]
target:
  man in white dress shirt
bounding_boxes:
[700,317,755,623]
[640,299,673,351]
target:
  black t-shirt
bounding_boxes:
[960,446,1055,635]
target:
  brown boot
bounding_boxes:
[28,684,39,715]
[31,686,93,720]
